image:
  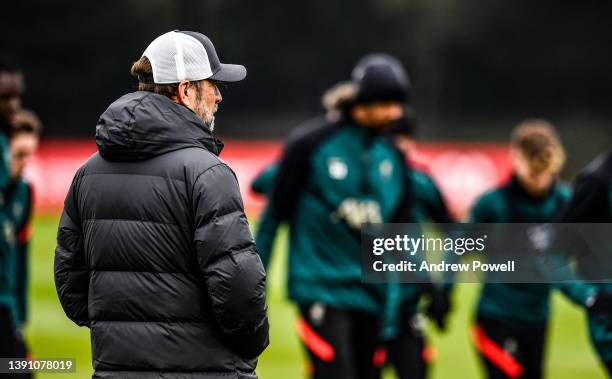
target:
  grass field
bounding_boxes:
[26,214,608,378]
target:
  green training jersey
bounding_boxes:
[0,125,18,330]
[471,176,596,328]
[560,151,612,363]
[260,116,410,314]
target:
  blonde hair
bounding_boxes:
[321,81,356,121]
[511,119,566,173]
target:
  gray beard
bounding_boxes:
[206,116,215,133]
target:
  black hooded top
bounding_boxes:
[54,91,269,378]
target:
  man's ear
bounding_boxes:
[176,81,191,106]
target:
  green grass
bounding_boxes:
[27,215,607,378]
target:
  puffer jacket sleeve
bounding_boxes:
[54,177,89,327]
[192,163,270,359]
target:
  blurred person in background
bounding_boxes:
[54,30,269,378]
[0,59,25,360]
[258,53,413,379]
[0,59,23,196]
[253,81,452,379]
[0,60,22,189]
[2,109,41,377]
[469,120,606,379]
[379,111,453,379]
[559,147,612,376]
[251,81,357,263]
[0,60,22,127]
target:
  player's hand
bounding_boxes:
[587,291,612,314]
[421,285,452,331]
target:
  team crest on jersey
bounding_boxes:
[328,158,348,180]
[527,223,552,253]
[333,198,382,229]
[379,160,393,179]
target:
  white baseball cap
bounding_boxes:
[140,30,246,84]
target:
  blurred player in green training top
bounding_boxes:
[469,120,608,379]
[0,59,25,360]
[0,60,21,189]
[255,54,414,379]
[7,110,40,364]
[252,82,452,379]
[559,145,612,376]
[250,81,357,260]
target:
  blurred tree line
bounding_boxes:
[1,0,611,170]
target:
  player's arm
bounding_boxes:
[554,174,612,311]
[255,202,281,270]
[251,164,278,196]
[251,164,281,269]
[54,176,89,327]
[15,185,33,326]
[468,192,502,223]
[258,123,328,276]
[545,254,611,312]
[560,174,609,222]
[15,237,29,326]
[270,134,312,221]
[193,164,269,359]
[417,173,455,327]
[381,281,402,340]
[555,281,598,307]
[0,134,10,193]
[422,174,453,223]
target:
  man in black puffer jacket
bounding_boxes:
[54,30,269,378]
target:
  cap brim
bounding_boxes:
[210,63,247,82]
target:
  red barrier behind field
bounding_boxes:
[26,139,511,220]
